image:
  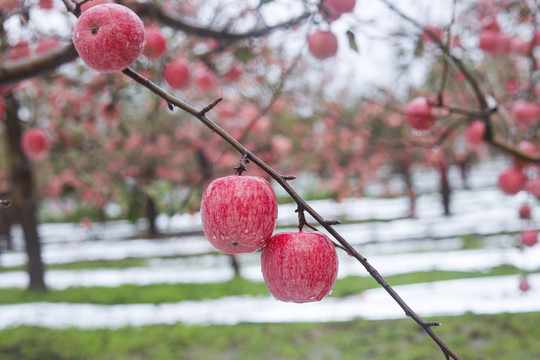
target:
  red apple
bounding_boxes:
[261,231,339,303]
[464,120,485,148]
[520,229,538,247]
[478,30,511,55]
[36,37,60,54]
[511,100,540,128]
[323,0,356,15]
[200,175,278,254]
[72,3,146,73]
[307,30,338,60]
[21,128,50,160]
[519,276,530,292]
[497,168,527,195]
[163,58,191,90]
[405,97,437,131]
[194,67,218,92]
[143,26,167,60]
[518,204,532,219]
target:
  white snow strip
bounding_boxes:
[0,243,538,289]
[1,186,530,269]
[0,274,538,329]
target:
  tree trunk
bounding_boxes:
[439,165,451,217]
[145,194,158,237]
[401,166,416,219]
[0,203,13,250]
[458,160,470,190]
[230,254,241,278]
[4,93,46,290]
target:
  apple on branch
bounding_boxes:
[322,0,356,17]
[405,96,437,131]
[163,58,191,90]
[497,168,527,195]
[511,100,540,129]
[200,175,278,254]
[518,204,532,220]
[307,30,338,60]
[464,120,485,148]
[520,229,538,247]
[72,3,146,73]
[143,26,167,60]
[21,128,50,160]
[519,276,530,292]
[261,231,339,303]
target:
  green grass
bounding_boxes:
[0,258,149,273]
[0,265,528,305]
[1,312,540,359]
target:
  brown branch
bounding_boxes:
[128,1,311,42]
[378,0,540,168]
[0,44,79,86]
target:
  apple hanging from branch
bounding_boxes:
[261,231,339,303]
[72,3,145,73]
[200,175,278,254]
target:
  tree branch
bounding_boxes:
[0,44,79,86]
[128,1,311,42]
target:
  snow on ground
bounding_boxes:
[0,238,537,289]
[0,186,529,268]
[0,273,538,329]
[0,159,538,328]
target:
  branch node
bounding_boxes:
[167,101,175,111]
[234,153,249,175]
[425,321,441,327]
[282,175,296,181]
[198,97,223,117]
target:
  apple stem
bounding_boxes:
[295,205,317,232]
[234,153,249,175]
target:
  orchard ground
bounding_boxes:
[0,159,540,358]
